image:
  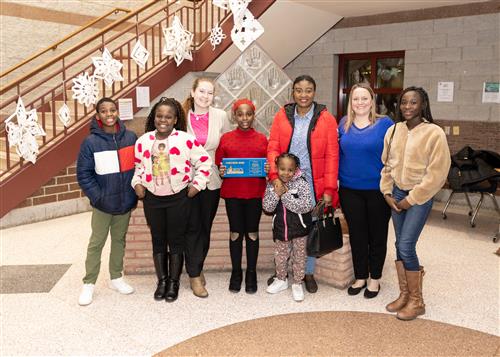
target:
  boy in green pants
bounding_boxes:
[76,97,138,306]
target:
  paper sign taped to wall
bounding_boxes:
[482,82,500,103]
[437,81,454,102]
[136,86,150,107]
[118,98,134,121]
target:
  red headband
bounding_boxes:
[232,98,256,113]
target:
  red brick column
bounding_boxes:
[125,201,354,289]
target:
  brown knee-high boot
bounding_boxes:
[397,267,425,321]
[386,261,409,313]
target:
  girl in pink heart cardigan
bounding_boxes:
[132,98,212,303]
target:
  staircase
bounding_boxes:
[0,0,276,217]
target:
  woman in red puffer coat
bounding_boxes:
[267,74,339,294]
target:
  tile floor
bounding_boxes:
[1,204,499,356]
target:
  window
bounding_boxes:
[337,51,404,120]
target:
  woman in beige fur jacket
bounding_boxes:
[182,77,231,297]
[380,86,450,321]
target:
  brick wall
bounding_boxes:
[124,200,276,275]
[15,162,83,209]
[434,120,500,154]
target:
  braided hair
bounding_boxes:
[145,97,187,133]
[275,152,301,168]
[395,86,434,123]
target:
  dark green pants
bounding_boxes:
[82,208,131,284]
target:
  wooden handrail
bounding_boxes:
[0,0,162,94]
[0,7,131,79]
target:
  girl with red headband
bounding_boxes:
[215,99,268,293]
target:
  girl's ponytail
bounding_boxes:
[182,96,194,118]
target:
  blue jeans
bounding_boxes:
[305,256,316,275]
[391,186,433,271]
[305,194,318,275]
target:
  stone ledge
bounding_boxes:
[1,197,91,229]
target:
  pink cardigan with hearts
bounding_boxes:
[131,129,212,194]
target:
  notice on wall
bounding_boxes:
[482,82,500,103]
[437,81,454,102]
[136,86,150,108]
[118,98,134,121]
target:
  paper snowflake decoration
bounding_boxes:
[213,0,263,52]
[229,0,251,22]
[162,16,194,66]
[72,72,99,107]
[58,103,71,127]
[212,0,229,9]
[209,25,227,50]
[5,97,46,164]
[213,0,250,14]
[131,40,150,69]
[92,48,124,87]
[231,10,264,52]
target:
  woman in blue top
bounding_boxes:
[339,83,394,299]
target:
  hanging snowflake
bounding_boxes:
[162,16,194,66]
[58,103,71,127]
[72,72,99,107]
[231,10,264,52]
[5,97,46,164]
[213,0,263,52]
[209,24,227,50]
[229,0,251,22]
[131,40,150,69]
[212,0,229,9]
[92,48,124,87]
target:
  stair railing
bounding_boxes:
[0,0,230,179]
[0,7,131,79]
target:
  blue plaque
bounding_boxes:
[222,158,267,178]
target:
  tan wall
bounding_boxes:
[284,10,500,153]
[0,0,150,72]
[3,1,149,14]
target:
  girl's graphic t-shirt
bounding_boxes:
[151,138,174,196]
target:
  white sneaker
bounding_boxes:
[109,277,134,295]
[266,278,288,294]
[78,284,95,306]
[292,283,304,302]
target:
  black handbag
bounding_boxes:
[306,201,343,257]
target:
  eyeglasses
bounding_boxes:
[160,97,175,102]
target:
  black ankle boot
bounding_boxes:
[165,253,183,302]
[245,270,257,294]
[153,253,168,300]
[229,269,243,293]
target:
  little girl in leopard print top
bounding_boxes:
[263,153,314,302]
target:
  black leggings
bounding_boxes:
[143,189,191,256]
[197,188,221,267]
[339,186,391,280]
[225,198,262,271]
